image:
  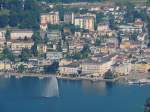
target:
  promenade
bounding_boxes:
[0,72,55,79]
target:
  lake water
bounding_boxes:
[0,76,149,112]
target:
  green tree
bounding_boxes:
[80,44,91,58]
[5,29,11,41]
[44,61,59,73]
[32,31,42,44]
[20,48,32,62]
[18,64,25,73]
[96,12,104,24]
[2,48,15,62]
[0,15,9,28]
[95,38,101,46]
[31,43,38,57]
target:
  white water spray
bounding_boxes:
[42,76,59,97]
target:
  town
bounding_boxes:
[0,0,150,83]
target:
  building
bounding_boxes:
[64,13,74,24]
[11,40,34,53]
[59,63,79,75]
[74,16,95,31]
[10,29,33,40]
[37,44,47,54]
[40,11,60,31]
[74,17,84,29]
[118,25,142,33]
[47,30,61,42]
[131,61,150,73]
[46,52,63,60]
[80,55,115,76]
[84,16,95,31]
[112,63,132,75]
[0,61,11,70]
[97,23,110,32]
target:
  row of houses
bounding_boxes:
[59,55,116,77]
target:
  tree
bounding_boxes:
[48,24,62,31]
[0,15,9,28]
[117,32,122,47]
[18,64,25,73]
[32,31,42,44]
[2,48,15,62]
[96,12,104,24]
[44,61,59,73]
[8,12,19,27]
[31,43,38,57]
[95,38,101,46]
[20,48,32,62]
[80,44,91,58]
[124,2,135,23]
[5,29,10,41]
[144,98,150,112]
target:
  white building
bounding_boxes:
[10,29,33,40]
[97,23,110,32]
[46,52,63,60]
[59,63,79,75]
[74,16,95,31]
[80,55,115,76]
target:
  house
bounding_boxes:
[0,61,12,71]
[10,29,33,40]
[47,30,61,42]
[118,25,142,33]
[74,16,95,31]
[40,11,59,25]
[80,55,115,76]
[11,40,34,54]
[112,63,132,75]
[59,63,79,75]
[131,61,150,73]
[97,23,110,32]
[37,44,47,54]
[64,13,74,24]
[46,52,63,60]
[40,11,59,30]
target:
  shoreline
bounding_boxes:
[1,72,150,85]
[0,72,118,82]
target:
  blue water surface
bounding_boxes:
[0,76,149,112]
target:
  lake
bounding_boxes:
[0,76,149,112]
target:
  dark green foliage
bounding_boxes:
[5,29,10,41]
[0,0,40,29]
[104,70,115,79]
[31,43,38,57]
[80,44,91,58]
[95,38,101,46]
[96,12,104,24]
[0,15,9,28]
[44,61,59,73]
[32,31,42,44]
[2,48,15,62]
[68,44,91,60]
[18,64,26,73]
[48,24,63,31]
[20,48,32,62]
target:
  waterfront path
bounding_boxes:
[0,72,55,79]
